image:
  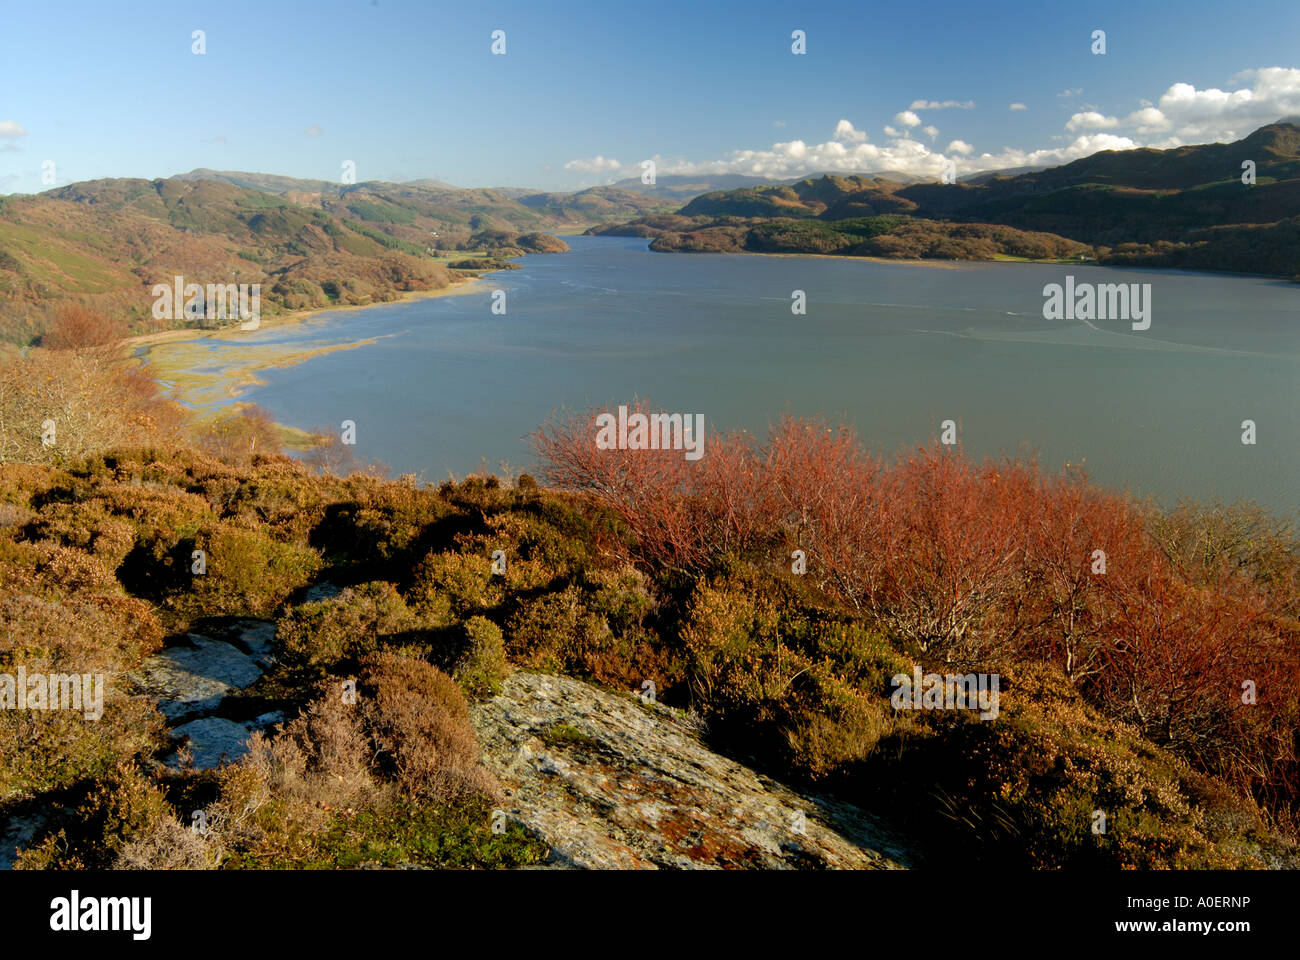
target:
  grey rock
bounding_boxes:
[231,620,277,666]
[0,813,47,870]
[167,717,258,769]
[470,671,914,870]
[131,635,264,720]
[303,582,341,603]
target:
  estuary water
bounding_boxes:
[204,236,1299,515]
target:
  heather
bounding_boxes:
[1,327,1297,866]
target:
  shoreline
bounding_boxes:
[627,238,1298,281]
[125,275,486,353]
[635,243,1094,271]
[131,275,488,419]
[727,249,1290,279]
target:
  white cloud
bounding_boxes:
[1009,103,1027,111]
[1145,68,1300,140]
[305,124,323,136]
[773,120,787,128]
[564,155,623,173]
[644,122,1148,183]
[833,119,868,143]
[1065,111,1120,131]
[1057,88,1083,98]
[0,121,28,139]
[1124,106,1171,134]
[575,67,1300,184]
[969,133,1137,171]
[922,125,939,141]
[909,99,975,110]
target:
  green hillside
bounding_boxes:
[592,122,1300,277]
[0,172,658,346]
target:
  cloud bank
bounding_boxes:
[566,68,1300,183]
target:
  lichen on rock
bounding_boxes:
[470,672,914,870]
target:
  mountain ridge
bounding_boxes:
[589,122,1300,278]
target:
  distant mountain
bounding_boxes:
[167,170,547,235]
[1014,121,1300,191]
[608,170,927,200]
[959,165,1047,184]
[608,174,780,198]
[173,169,345,196]
[673,175,917,219]
[0,176,458,344]
[166,170,670,233]
[590,122,1300,278]
[402,177,461,190]
[795,169,929,185]
[0,165,681,343]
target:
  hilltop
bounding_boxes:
[590,121,1300,277]
[0,173,668,347]
[606,171,930,200]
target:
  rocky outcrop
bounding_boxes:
[6,631,919,870]
[470,672,914,870]
[128,619,283,769]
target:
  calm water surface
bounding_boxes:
[206,236,1299,515]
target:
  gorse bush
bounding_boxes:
[0,539,165,798]
[15,761,182,869]
[680,572,909,778]
[860,662,1277,868]
[276,581,424,683]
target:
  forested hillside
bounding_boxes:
[591,121,1300,277]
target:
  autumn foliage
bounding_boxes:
[533,403,1300,822]
[0,306,183,464]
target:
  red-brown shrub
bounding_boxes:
[532,405,1300,820]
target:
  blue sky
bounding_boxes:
[2,0,1298,194]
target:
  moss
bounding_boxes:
[540,722,597,750]
[223,798,548,870]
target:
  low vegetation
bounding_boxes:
[1,312,1296,870]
